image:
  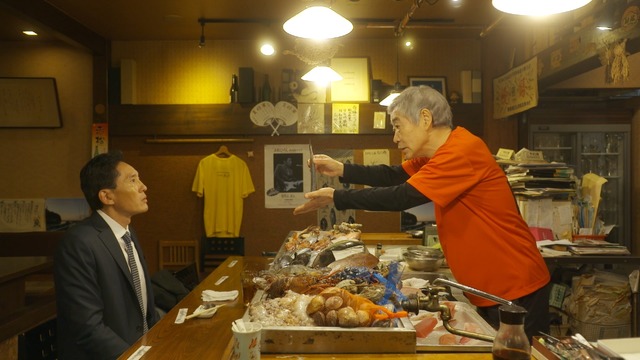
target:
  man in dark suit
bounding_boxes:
[54,151,160,360]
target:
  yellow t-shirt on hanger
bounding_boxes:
[192,153,255,237]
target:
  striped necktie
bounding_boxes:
[123,231,148,333]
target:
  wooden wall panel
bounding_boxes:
[110,38,481,105]
[111,133,403,272]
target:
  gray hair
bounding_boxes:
[387,86,453,128]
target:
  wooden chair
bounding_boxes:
[201,236,244,273]
[158,240,200,274]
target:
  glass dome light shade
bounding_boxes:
[283,6,353,39]
[492,0,592,16]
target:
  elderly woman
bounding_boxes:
[294,85,550,340]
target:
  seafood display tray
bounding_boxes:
[251,230,493,353]
[242,291,416,354]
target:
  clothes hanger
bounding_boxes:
[214,145,232,158]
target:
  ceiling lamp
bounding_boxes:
[492,0,592,16]
[380,89,401,107]
[301,66,342,86]
[283,6,353,39]
[260,43,276,55]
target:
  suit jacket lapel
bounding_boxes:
[90,213,134,285]
[90,212,154,322]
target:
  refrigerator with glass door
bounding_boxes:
[529,123,630,247]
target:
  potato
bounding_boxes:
[325,310,338,326]
[306,295,325,314]
[311,311,325,326]
[324,295,344,311]
[356,310,371,327]
[337,307,359,328]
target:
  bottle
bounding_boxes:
[229,74,239,103]
[261,74,271,103]
[492,305,530,360]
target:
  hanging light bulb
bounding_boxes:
[301,66,343,87]
[283,5,353,39]
[492,0,592,16]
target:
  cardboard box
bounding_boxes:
[531,336,562,360]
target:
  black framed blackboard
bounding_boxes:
[0,77,62,128]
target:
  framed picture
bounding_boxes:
[0,77,62,128]
[330,57,370,102]
[409,76,447,97]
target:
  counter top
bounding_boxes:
[118,256,491,360]
[0,256,52,283]
[360,232,422,245]
[0,256,55,342]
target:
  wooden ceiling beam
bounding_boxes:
[0,0,107,54]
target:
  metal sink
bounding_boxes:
[400,271,454,300]
[401,270,449,283]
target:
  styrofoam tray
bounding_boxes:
[411,301,495,352]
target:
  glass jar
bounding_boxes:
[492,304,530,360]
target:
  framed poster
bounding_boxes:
[264,144,312,209]
[330,57,370,102]
[409,76,447,97]
[0,77,62,128]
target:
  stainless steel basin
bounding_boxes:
[401,271,449,282]
[400,271,454,300]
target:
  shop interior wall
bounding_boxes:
[0,37,481,271]
[110,38,482,105]
[0,42,93,199]
[111,134,403,271]
[107,37,482,271]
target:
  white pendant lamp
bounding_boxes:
[283,6,353,39]
[380,90,401,107]
[492,0,592,16]
[301,65,343,86]
[380,37,404,107]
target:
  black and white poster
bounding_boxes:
[264,144,311,209]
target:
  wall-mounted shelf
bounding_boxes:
[145,138,254,144]
[109,103,482,137]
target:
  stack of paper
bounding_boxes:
[568,245,631,255]
[597,337,640,359]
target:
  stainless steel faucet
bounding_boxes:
[401,277,515,342]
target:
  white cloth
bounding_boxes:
[201,290,239,302]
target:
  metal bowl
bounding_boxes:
[403,246,444,272]
[405,245,443,258]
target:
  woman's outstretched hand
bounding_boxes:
[293,187,336,215]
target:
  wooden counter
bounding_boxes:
[0,256,53,320]
[119,256,491,360]
[0,256,55,342]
